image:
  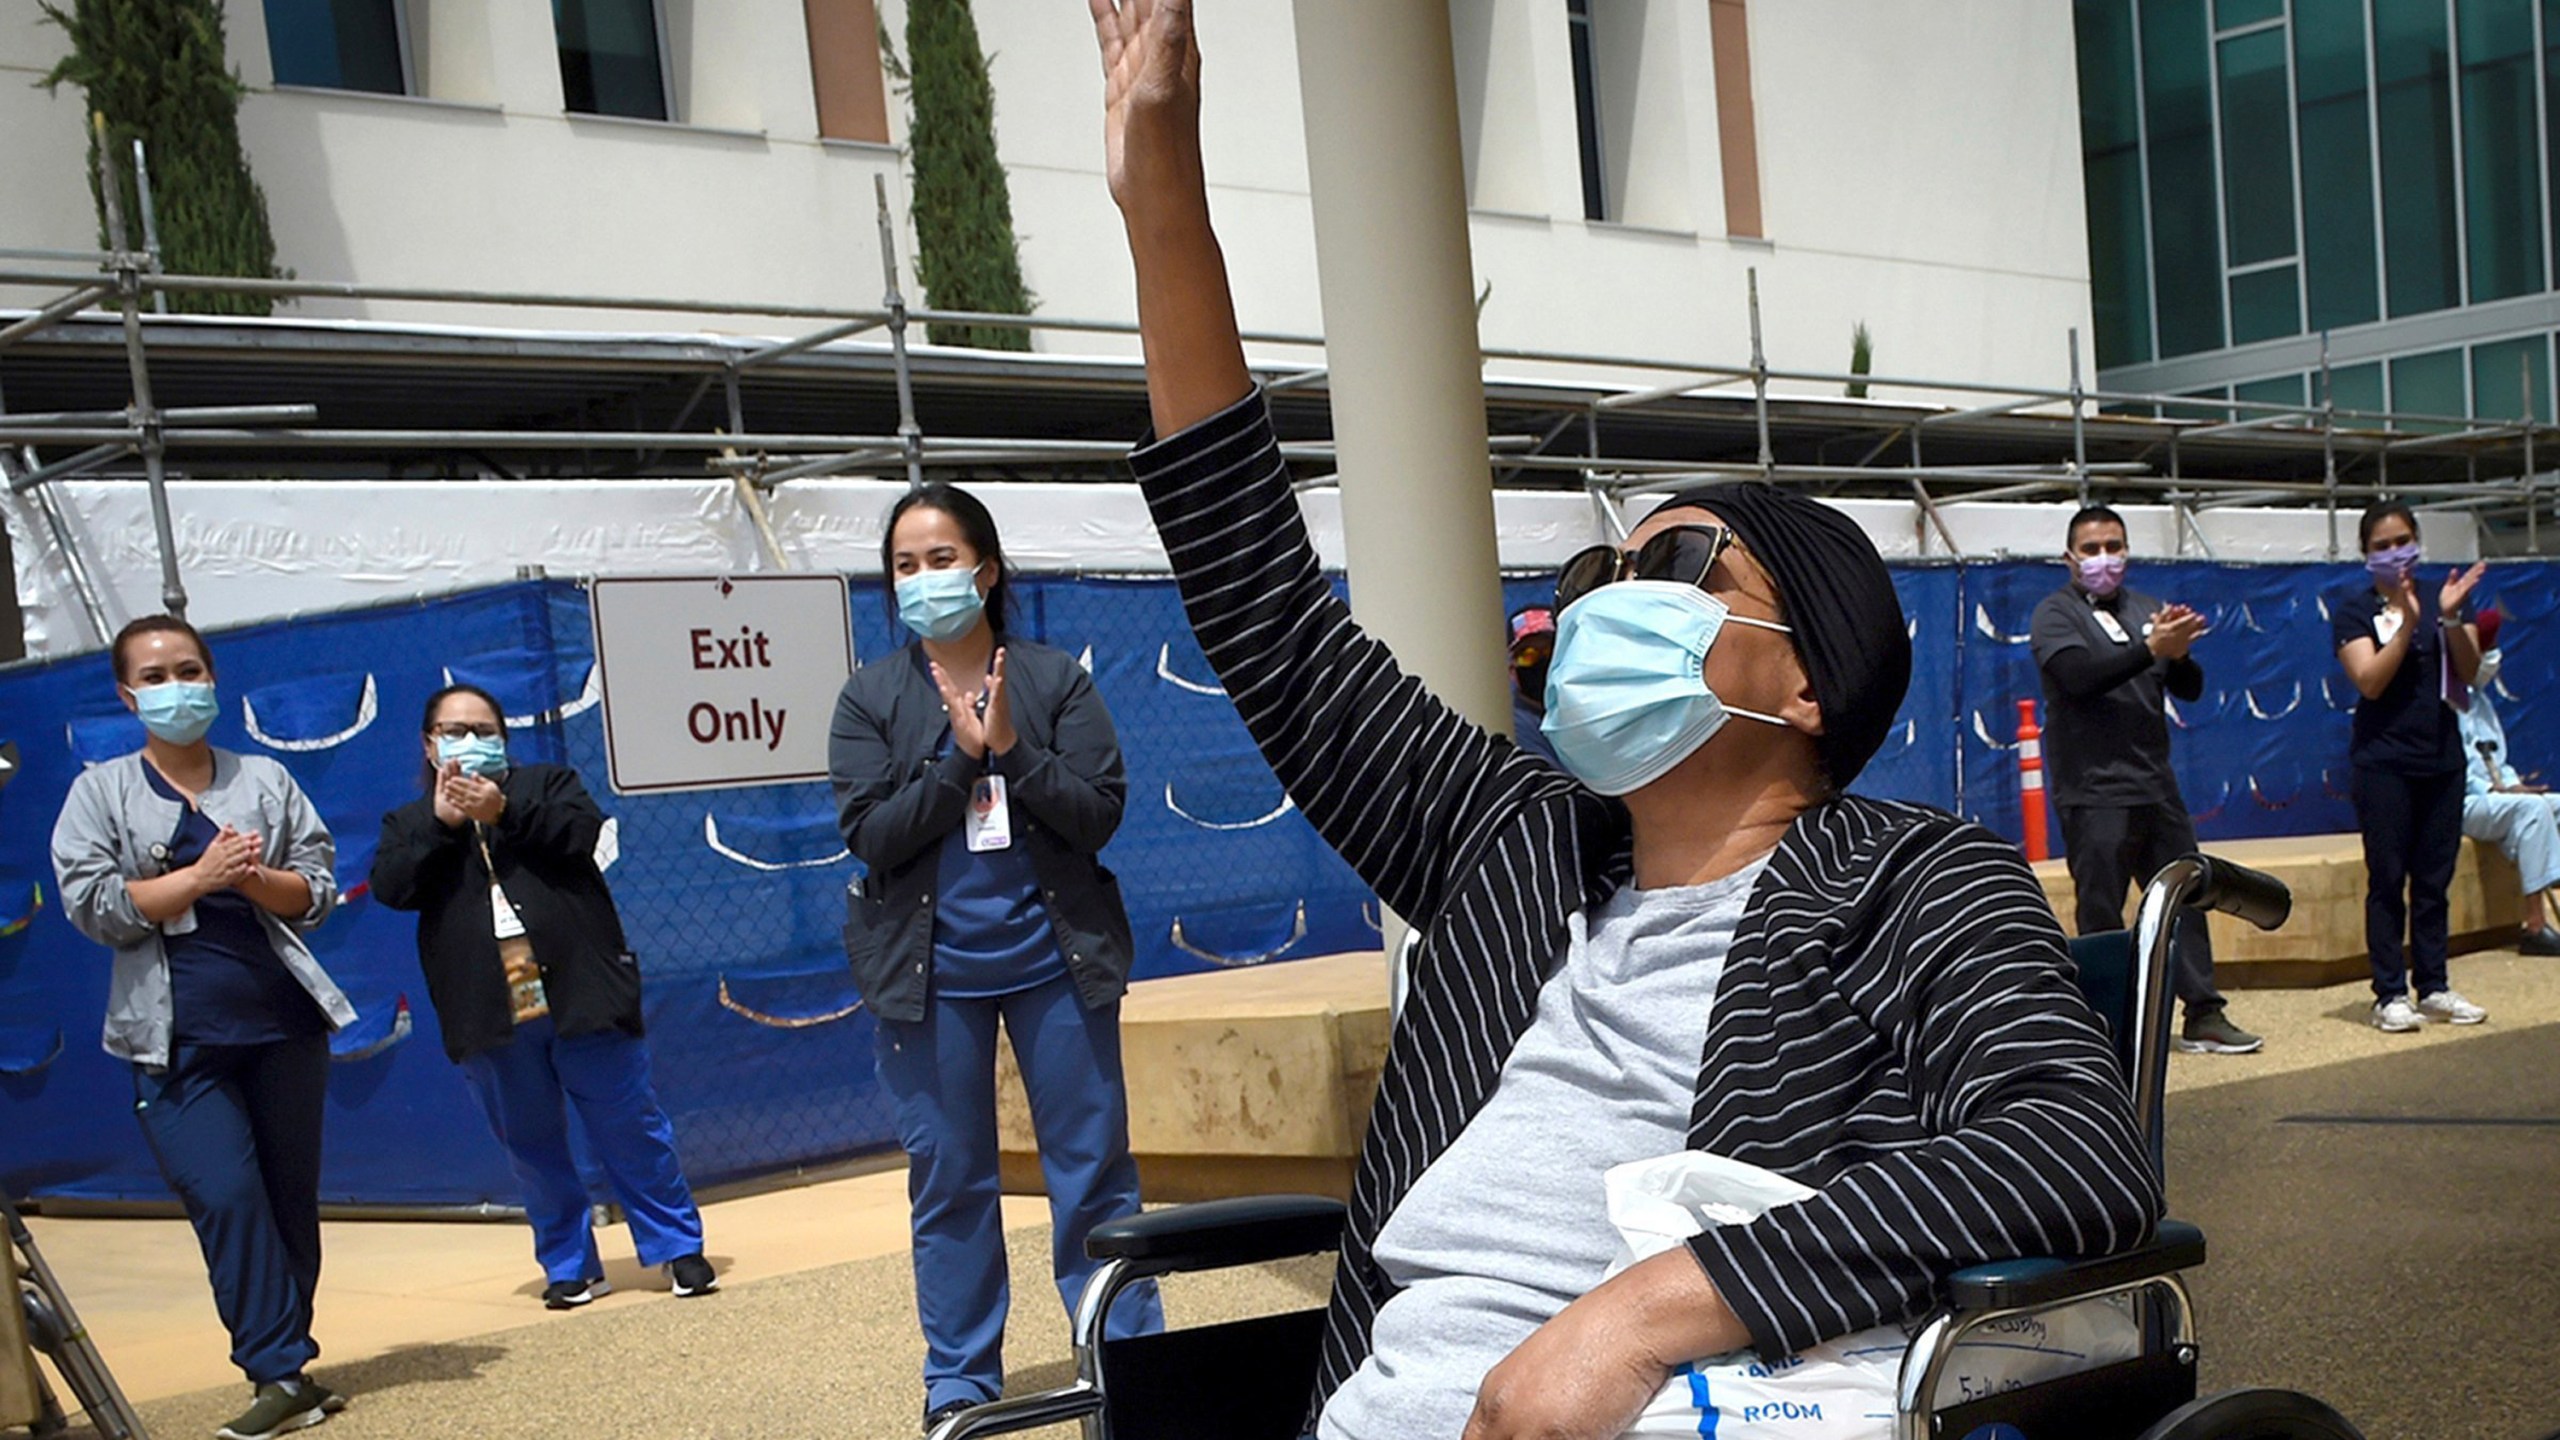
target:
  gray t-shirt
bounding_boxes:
[1317,858,1767,1440]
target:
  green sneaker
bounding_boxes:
[2176,1008,2264,1055]
[214,1380,330,1439]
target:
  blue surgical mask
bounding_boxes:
[130,680,219,745]
[1540,581,1794,796]
[896,567,987,643]
[2365,541,2419,586]
[436,734,510,778]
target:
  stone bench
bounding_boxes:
[995,952,1389,1203]
[2032,834,2523,987]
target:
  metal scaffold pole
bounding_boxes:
[1747,269,1772,476]
[2526,353,2540,555]
[2320,333,2339,561]
[2068,327,2088,507]
[875,175,926,493]
[93,114,186,619]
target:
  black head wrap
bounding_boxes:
[1644,482,1911,791]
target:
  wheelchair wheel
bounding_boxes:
[2136,1388,2366,1440]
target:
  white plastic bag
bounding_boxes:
[1602,1151,2141,1440]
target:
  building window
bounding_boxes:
[263,0,410,95]
[2078,0,2153,368]
[805,0,891,143]
[2471,334,2555,419]
[2456,0,2543,303]
[555,0,672,121]
[2373,0,2461,318]
[2293,0,2381,333]
[2141,0,2225,358]
[2388,345,2468,422]
[1566,0,1607,221]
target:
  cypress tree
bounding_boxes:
[41,0,286,317]
[903,0,1032,350]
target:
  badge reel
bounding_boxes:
[2092,609,2131,645]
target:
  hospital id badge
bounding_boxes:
[966,775,1013,853]
[2092,610,2131,645]
[490,882,527,940]
[2375,607,2405,646]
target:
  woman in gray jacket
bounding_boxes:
[827,484,1161,1433]
[50,616,352,1440]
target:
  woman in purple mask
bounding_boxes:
[2332,502,2488,1033]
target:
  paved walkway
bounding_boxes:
[19,950,2560,1439]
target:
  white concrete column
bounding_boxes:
[1288,0,1512,739]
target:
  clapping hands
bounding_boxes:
[433,760,505,827]
[930,650,1015,760]
[2146,603,2208,660]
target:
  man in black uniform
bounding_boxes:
[2031,505,2263,1054]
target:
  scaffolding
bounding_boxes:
[2,140,2551,629]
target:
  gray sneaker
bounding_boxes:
[2372,995,2425,1032]
[2176,1009,2264,1054]
[2418,989,2487,1025]
[215,1380,330,1439]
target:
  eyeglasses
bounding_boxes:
[428,723,502,740]
[1554,523,1737,615]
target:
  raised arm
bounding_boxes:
[1096,0,1555,922]
[828,679,971,874]
[2338,583,2419,699]
[995,659,1127,856]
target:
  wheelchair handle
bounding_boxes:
[2184,854,2291,932]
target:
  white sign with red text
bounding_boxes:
[590,574,852,794]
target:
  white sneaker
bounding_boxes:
[2372,996,2425,1032]
[2417,989,2487,1025]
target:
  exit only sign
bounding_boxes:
[589,574,853,794]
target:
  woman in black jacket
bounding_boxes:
[827,483,1161,1432]
[372,683,716,1309]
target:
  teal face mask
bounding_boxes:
[1540,581,1794,796]
[130,681,220,745]
[435,734,510,778]
[896,567,987,643]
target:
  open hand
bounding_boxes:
[980,650,1017,756]
[432,760,469,828]
[2389,577,2423,629]
[2440,562,2486,621]
[1089,0,1202,219]
[930,660,992,760]
[2146,607,2207,661]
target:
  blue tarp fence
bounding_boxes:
[4,561,2555,1205]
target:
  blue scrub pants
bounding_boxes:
[876,972,1165,1413]
[132,1034,328,1384]
[2354,766,2465,1001]
[457,1017,705,1283]
[2463,789,2560,895]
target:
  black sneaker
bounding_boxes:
[923,1398,980,1437]
[215,1380,330,1439]
[2521,926,2560,956]
[541,1276,612,1309]
[665,1253,718,1297]
[301,1379,349,1415]
[2176,1009,2264,1055]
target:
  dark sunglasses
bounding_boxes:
[1554,524,1737,615]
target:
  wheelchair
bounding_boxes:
[934,854,2365,1440]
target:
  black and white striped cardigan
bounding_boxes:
[1128,391,2162,1414]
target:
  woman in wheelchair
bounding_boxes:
[1085,6,2161,1437]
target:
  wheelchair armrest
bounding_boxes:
[1085,1194,1347,1275]
[1945,1219,2204,1312]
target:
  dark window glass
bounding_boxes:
[1567,0,1606,222]
[2458,0,2544,301]
[2165,386,2233,422]
[555,0,668,120]
[2229,264,2303,342]
[2547,0,2560,265]
[2077,0,2154,367]
[2471,335,2555,420]
[2234,372,2310,409]
[2374,0,2461,316]
[263,0,405,94]
[2217,0,2285,26]
[2295,0,2382,331]
[2219,27,2298,266]
[2328,359,2387,414]
[2143,0,2227,355]
[2389,346,2470,425]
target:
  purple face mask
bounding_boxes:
[2364,541,2419,586]
[2074,553,2126,598]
